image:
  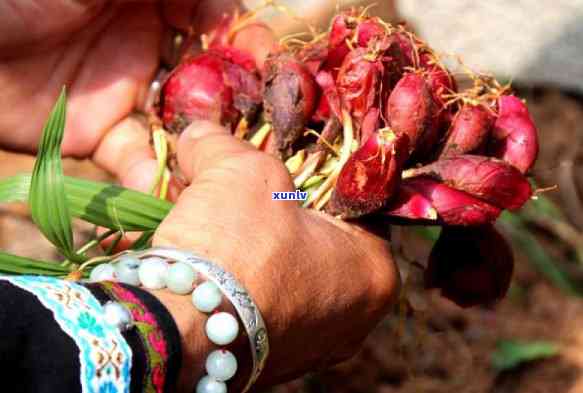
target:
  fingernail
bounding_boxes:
[122,159,159,193]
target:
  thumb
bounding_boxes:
[176,120,257,182]
[154,120,296,251]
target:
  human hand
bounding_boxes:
[151,120,400,391]
[0,0,271,181]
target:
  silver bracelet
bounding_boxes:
[121,247,269,393]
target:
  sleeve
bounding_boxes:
[0,276,182,393]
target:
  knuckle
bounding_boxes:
[188,134,250,167]
[244,151,283,172]
[238,151,294,188]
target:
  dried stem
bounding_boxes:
[285,149,306,175]
[304,109,354,208]
[250,123,272,148]
[293,151,324,188]
[304,129,339,156]
[234,117,250,139]
[401,168,416,179]
[315,187,334,210]
[150,125,171,200]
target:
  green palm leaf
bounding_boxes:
[0,174,171,231]
[28,88,80,261]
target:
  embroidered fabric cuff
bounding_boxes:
[0,276,132,393]
[85,282,182,393]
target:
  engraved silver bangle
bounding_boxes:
[129,247,269,393]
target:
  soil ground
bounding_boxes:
[2,88,583,393]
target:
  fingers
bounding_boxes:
[96,157,159,252]
[190,0,244,33]
[92,115,154,251]
[163,0,243,31]
[161,0,202,31]
[176,120,254,182]
[92,115,154,181]
[93,115,181,252]
[62,3,163,158]
[153,120,296,253]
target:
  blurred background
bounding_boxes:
[2,1,583,392]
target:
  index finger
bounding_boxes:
[162,0,242,32]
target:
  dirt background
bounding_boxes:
[2,88,583,393]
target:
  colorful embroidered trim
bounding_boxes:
[0,276,132,393]
[99,281,168,393]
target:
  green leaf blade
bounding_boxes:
[499,212,581,296]
[491,339,559,371]
[131,231,155,251]
[0,174,172,232]
[28,88,78,261]
[0,251,69,276]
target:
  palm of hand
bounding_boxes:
[0,2,163,157]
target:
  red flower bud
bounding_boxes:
[400,177,501,226]
[178,14,235,61]
[328,130,409,218]
[159,50,261,133]
[324,13,353,72]
[382,31,417,88]
[297,39,329,76]
[383,184,438,221]
[337,48,384,124]
[297,13,354,77]
[386,73,439,156]
[488,95,539,173]
[405,155,532,210]
[210,45,257,73]
[329,13,353,48]
[420,53,457,139]
[439,104,494,158]
[420,53,456,108]
[360,108,380,145]
[313,70,342,122]
[390,30,417,66]
[263,54,319,156]
[425,225,514,308]
[356,18,387,47]
[180,14,259,72]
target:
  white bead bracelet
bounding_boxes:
[94,247,269,393]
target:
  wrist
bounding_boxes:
[101,247,270,393]
[147,290,253,393]
[148,289,207,393]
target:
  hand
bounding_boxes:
[152,121,400,391]
[0,0,271,183]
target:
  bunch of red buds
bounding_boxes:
[153,9,540,308]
